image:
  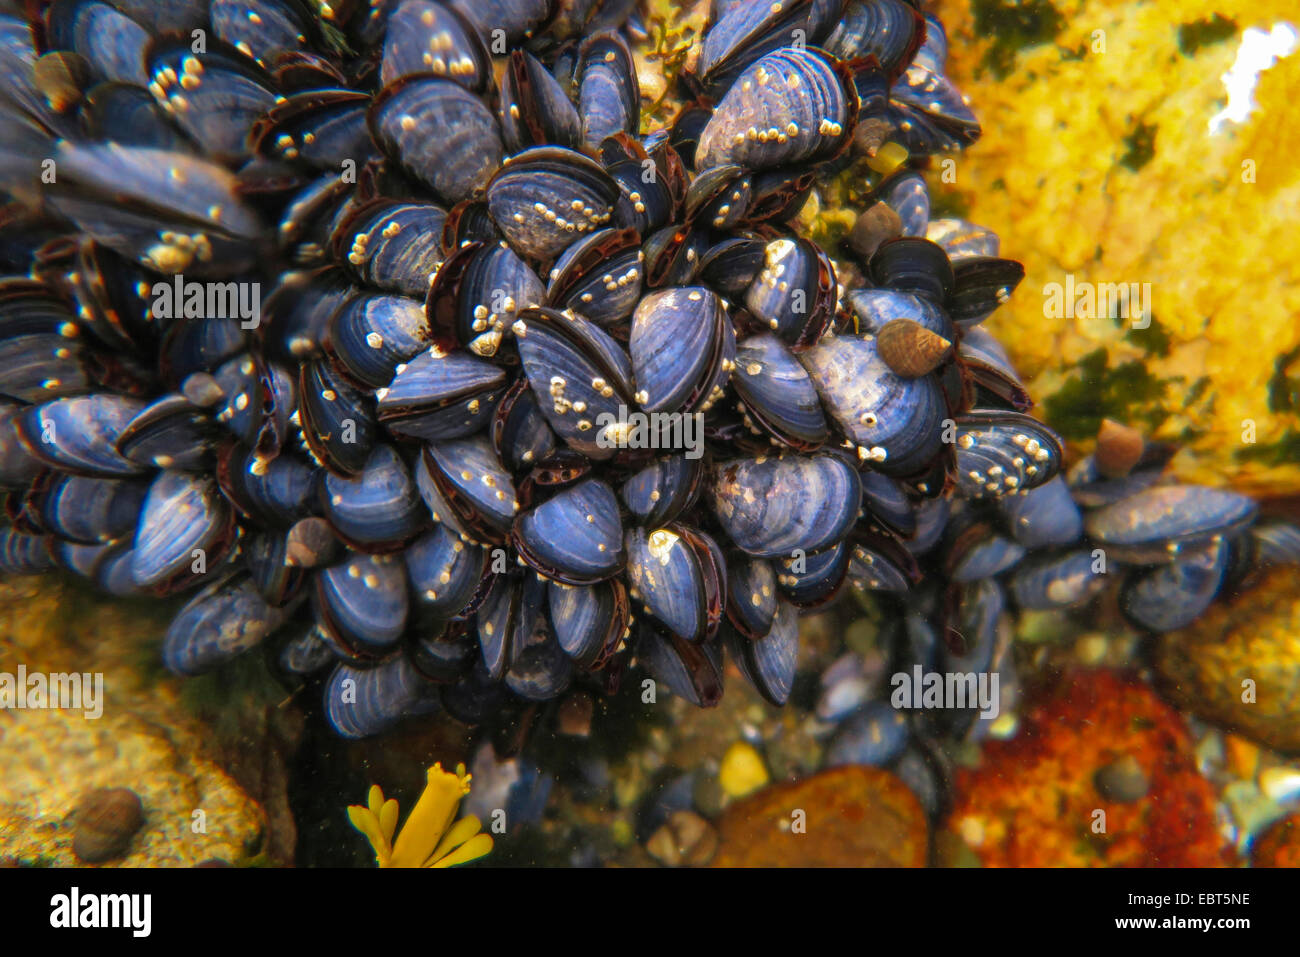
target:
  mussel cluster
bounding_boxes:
[0,0,1291,746]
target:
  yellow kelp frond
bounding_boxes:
[347,763,493,868]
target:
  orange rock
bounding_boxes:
[949,670,1231,867]
[712,765,928,867]
[1252,814,1300,868]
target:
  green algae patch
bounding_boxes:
[1177,14,1238,57]
[972,0,1066,79]
[1042,348,1170,441]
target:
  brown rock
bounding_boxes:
[1252,814,1300,868]
[712,765,928,867]
[73,788,144,864]
[646,810,718,867]
[1153,567,1300,755]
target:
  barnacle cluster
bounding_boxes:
[0,0,1295,834]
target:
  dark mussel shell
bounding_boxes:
[824,0,925,79]
[158,318,247,387]
[369,74,504,205]
[426,239,543,357]
[695,47,856,173]
[953,410,1065,499]
[37,473,148,544]
[333,200,447,298]
[505,619,575,701]
[635,623,723,707]
[1083,484,1258,564]
[1007,549,1108,611]
[324,656,439,739]
[825,700,910,767]
[380,0,492,90]
[377,346,506,440]
[475,570,546,679]
[500,48,580,153]
[327,292,429,389]
[405,522,489,619]
[578,31,639,152]
[847,530,920,592]
[0,527,54,575]
[449,0,554,45]
[45,0,150,87]
[729,598,798,706]
[620,454,705,528]
[162,573,296,675]
[630,286,734,414]
[514,306,634,459]
[0,403,41,488]
[743,237,836,349]
[942,515,1024,583]
[0,279,94,403]
[544,227,643,326]
[315,551,410,655]
[695,0,844,96]
[130,471,236,591]
[486,147,620,262]
[859,469,915,537]
[417,434,518,543]
[276,175,354,267]
[889,49,981,153]
[146,36,280,161]
[244,528,310,605]
[959,325,1031,412]
[698,236,766,298]
[1000,473,1081,549]
[603,137,683,236]
[262,268,354,361]
[212,353,296,456]
[82,79,193,149]
[47,143,265,276]
[845,287,954,342]
[409,625,478,684]
[641,225,709,287]
[1121,538,1230,633]
[512,477,623,583]
[725,553,777,640]
[319,444,426,551]
[685,164,753,231]
[251,89,377,171]
[53,241,158,355]
[298,358,378,476]
[115,394,222,471]
[19,394,147,477]
[548,578,628,667]
[733,332,828,450]
[801,333,945,476]
[211,0,318,64]
[776,537,850,605]
[948,256,1025,326]
[928,217,999,260]
[877,169,929,238]
[709,453,859,559]
[492,377,557,471]
[870,238,954,303]
[625,524,724,643]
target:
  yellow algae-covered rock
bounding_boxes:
[930,0,1300,496]
[0,578,265,867]
[1153,566,1300,755]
